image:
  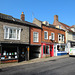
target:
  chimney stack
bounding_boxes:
[54,15,58,21]
[21,12,25,21]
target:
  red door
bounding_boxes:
[50,45,54,57]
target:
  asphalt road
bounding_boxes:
[0,57,75,75]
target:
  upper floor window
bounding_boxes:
[62,35,64,41]
[59,25,61,29]
[73,33,75,40]
[33,32,39,42]
[51,32,55,40]
[44,31,48,39]
[4,26,21,40]
[58,34,64,42]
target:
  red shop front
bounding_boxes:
[41,43,54,58]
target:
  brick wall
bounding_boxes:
[42,25,66,43]
[30,27,41,45]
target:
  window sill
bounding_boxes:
[4,38,20,40]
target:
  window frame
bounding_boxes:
[51,32,55,40]
[33,32,39,42]
[58,34,62,41]
[44,31,48,40]
[4,26,21,40]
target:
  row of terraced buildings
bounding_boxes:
[0,12,75,63]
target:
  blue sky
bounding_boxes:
[0,0,75,26]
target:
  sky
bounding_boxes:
[0,0,75,26]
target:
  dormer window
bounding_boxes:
[59,25,61,29]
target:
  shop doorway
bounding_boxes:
[30,46,40,59]
[18,47,27,62]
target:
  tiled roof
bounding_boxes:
[70,25,75,28]
[59,22,70,28]
[0,13,42,29]
[59,22,74,32]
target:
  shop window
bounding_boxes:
[43,45,45,54]
[46,45,49,54]
[4,26,21,40]
[33,32,39,42]
[51,32,55,40]
[57,45,65,51]
[1,47,17,60]
[44,31,48,39]
[43,45,49,54]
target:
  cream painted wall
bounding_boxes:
[66,31,75,42]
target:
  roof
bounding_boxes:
[70,25,75,28]
[42,24,65,31]
[59,22,74,32]
[59,22,70,28]
[0,13,42,29]
[34,18,65,31]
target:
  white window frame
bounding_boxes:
[33,32,39,42]
[58,34,64,42]
[58,34,62,41]
[62,35,64,42]
[44,31,48,39]
[51,32,55,40]
[3,26,21,40]
[59,25,61,29]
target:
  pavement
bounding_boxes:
[0,55,69,69]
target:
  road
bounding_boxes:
[0,57,75,75]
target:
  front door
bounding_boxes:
[19,47,27,62]
[50,45,54,57]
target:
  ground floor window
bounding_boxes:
[43,45,50,54]
[57,45,65,51]
[1,47,17,60]
[71,42,75,48]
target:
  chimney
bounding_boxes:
[54,15,58,21]
[21,12,25,21]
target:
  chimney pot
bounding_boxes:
[21,12,25,21]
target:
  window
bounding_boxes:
[44,31,48,39]
[58,34,61,41]
[58,34,64,42]
[33,32,39,42]
[51,32,55,40]
[62,35,64,41]
[4,26,21,40]
[57,45,65,51]
[59,25,61,29]
[73,33,75,40]
[43,45,50,54]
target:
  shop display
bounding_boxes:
[2,50,17,60]
[3,51,6,55]
[15,56,17,58]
